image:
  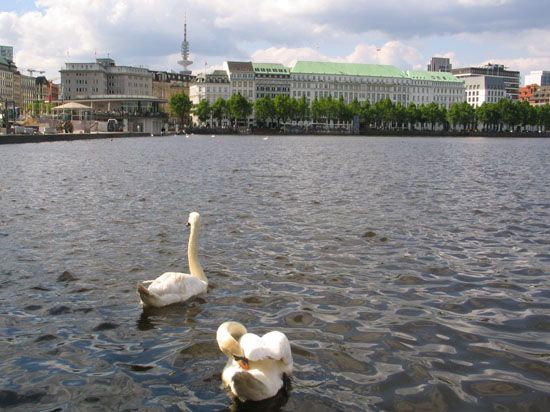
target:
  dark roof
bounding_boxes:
[226,61,253,72]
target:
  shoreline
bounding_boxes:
[0,132,153,145]
[1,130,548,145]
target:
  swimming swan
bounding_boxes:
[216,321,293,402]
[137,212,207,307]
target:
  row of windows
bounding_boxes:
[257,86,289,92]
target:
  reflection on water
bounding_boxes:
[0,135,549,411]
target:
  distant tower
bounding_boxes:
[178,14,193,75]
[427,57,452,72]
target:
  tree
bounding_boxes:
[497,98,520,131]
[447,102,476,131]
[194,99,211,126]
[310,98,322,122]
[476,102,500,131]
[393,102,407,130]
[211,97,228,127]
[424,102,441,131]
[336,96,353,124]
[360,100,373,128]
[536,104,550,131]
[406,103,420,130]
[228,93,252,126]
[296,96,309,122]
[374,98,394,129]
[254,97,275,127]
[169,92,193,129]
[273,95,293,124]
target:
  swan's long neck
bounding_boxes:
[217,321,247,357]
[188,223,207,283]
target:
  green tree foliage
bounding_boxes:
[254,97,275,127]
[191,91,550,134]
[193,99,211,124]
[273,95,293,123]
[169,92,193,129]
[296,96,310,121]
[211,97,228,127]
[228,93,253,125]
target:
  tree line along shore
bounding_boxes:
[170,92,550,133]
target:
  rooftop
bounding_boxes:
[226,61,253,72]
[291,61,407,78]
[406,70,463,83]
[252,62,290,75]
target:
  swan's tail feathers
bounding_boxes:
[137,283,157,307]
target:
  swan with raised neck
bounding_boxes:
[137,212,207,307]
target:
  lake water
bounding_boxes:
[0,135,549,411]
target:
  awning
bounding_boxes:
[52,102,92,110]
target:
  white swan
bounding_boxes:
[137,212,207,307]
[216,321,293,402]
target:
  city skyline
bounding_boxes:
[1,0,549,81]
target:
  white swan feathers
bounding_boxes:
[216,321,293,402]
[137,212,207,307]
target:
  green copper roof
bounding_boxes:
[406,70,463,83]
[291,61,407,78]
[252,62,290,74]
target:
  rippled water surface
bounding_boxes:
[1,135,549,411]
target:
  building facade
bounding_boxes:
[530,86,550,105]
[452,64,520,100]
[60,58,161,113]
[223,61,255,100]
[407,70,464,108]
[519,84,539,102]
[290,61,411,105]
[189,60,466,125]
[61,58,153,99]
[462,76,506,107]
[151,70,194,112]
[427,57,452,72]
[0,56,15,102]
[189,70,231,105]
[253,62,290,100]
[0,45,14,62]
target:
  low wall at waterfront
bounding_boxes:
[0,132,153,145]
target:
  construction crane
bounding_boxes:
[25,69,45,77]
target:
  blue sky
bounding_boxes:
[1,0,549,82]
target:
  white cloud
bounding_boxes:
[0,0,548,81]
[250,41,424,71]
[251,47,325,67]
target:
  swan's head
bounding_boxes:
[186,212,201,228]
[217,321,250,369]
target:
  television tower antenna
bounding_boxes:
[177,13,193,75]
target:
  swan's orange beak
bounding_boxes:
[234,356,250,370]
[238,359,250,370]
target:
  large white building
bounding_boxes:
[189,70,231,105]
[191,60,466,124]
[290,61,411,105]
[60,58,158,113]
[223,61,255,100]
[463,76,506,107]
[407,70,464,108]
[452,64,520,100]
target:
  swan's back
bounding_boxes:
[140,272,207,307]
